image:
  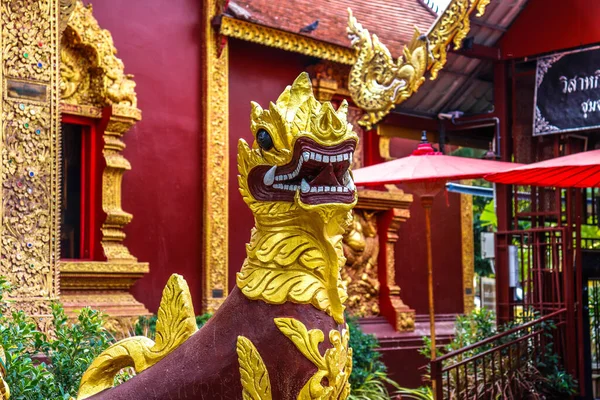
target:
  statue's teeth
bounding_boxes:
[263,165,277,186]
[301,179,310,193]
[346,177,355,191]
[342,171,351,185]
[302,151,310,161]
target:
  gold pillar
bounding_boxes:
[461,189,475,314]
[0,0,61,329]
[100,105,141,261]
[202,0,229,312]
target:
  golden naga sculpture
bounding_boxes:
[77,72,357,399]
[347,0,491,129]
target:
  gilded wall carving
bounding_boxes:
[1,0,61,325]
[61,1,136,108]
[202,0,229,313]
[342,210,380,316]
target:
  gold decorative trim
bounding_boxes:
[220,17,356,66]
[460,185,475,314]
[275,318,352,398]
[235,319,352,399]
[203,0,229,313]
[60,102,102,118]
[60,261,149,274]
[236,336,272,399]
[347,0,491,129]
[1,0,61,327]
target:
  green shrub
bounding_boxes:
[41,304,114,397]
[346,314,398,399]
[347,315,387,388]
[0,277,115,400]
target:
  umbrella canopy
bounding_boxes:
[485,149,600,188]
[353,136,520,187]
[351,132,521,368]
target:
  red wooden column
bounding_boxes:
[377,206,416,331]
[494,61,513,324]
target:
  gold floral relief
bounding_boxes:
[461,189,475,314]
[61,1,137,108]
[237,336,273,400]
[236,318,352,400]
[342,210,380,317]
[275,318,352,399]
[1,0,61,320]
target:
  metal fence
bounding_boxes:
[430,309,567,400]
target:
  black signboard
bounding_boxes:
[534,46,600,136]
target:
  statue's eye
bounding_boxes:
[256,129,274,151]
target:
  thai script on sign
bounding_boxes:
[560,70,600,94]
[581,99,600,119]
[559,70,600,118]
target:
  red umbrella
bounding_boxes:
[485,149,600,188]
[353,133,520,370]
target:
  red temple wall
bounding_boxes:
[90,0,205,313]
[227,40,315,289]
[388,137,464,315]
[501,0,600,59]
[84,1,465,319]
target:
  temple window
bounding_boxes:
[60,116,100,260]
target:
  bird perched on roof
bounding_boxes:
[299,19,319,34]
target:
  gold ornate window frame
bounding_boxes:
[58,0,149,328]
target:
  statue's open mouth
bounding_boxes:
[248,137,357,205]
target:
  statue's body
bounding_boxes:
[78,73,358,400]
